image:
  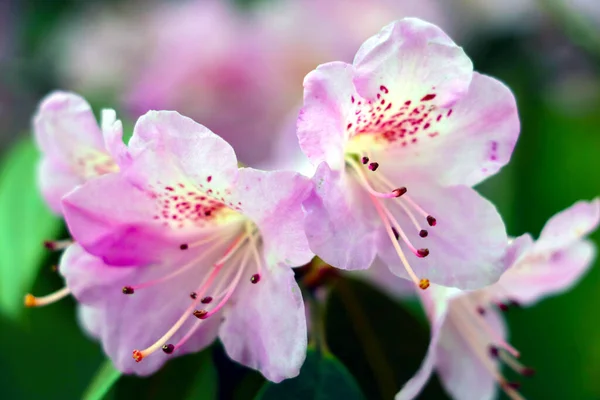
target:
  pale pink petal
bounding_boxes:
[297,61,356,170]
[496,239,596,306]
[379,181,508,290]
[220,266,306,382]
[303,162,383,270]
[101,108,130,167]
[535,198,600,253]
[436,305,505,400]
[353,18,472,110]
[62,173,197,266]
[373,73,520,187]
[354,257,416,300]
[125,111,239,195]
[38,158,82,214]
[61,244,222,376]
[231,168,314,267]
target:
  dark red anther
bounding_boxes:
[417,248,429,258]
[162,344,175,354]
[393,187,407,197]
[122,286,134,295]
[193,309,209,319]
[361,156,369,165]
[368,162,379,171]
[489,345,499,358]
[190,292,197,299]
[392,227,400,240]
[521,367,536,377]
[180,243,189,250]
[426,215,437,226]
[506,382,522,390]
[251,274,261,284]
[477,306,486,316]
[43,240,55,250]
[419,229,428,238]
[497,303,509,312]
[201,296,213,304]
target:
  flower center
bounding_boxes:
[128,220,264,363]
[344,154,434,290]
[73,149,119,180]
[451,296,535,400]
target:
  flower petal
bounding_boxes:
[61,244,222,376]
[354,257,416,300]
[297,61,356,170]
[219,265,307,382]
[231,168,314,267]
[125,110,238,194]
[101,108,130,167]
[378,181,508,289]
[62,173,190,266]
[38,158,83,214]
[303,162,383,270]
[374,73,520,187]
[535,198,600,253]
[33,91,105,164]
[353,18,472,110]
[436,305,505,400]
[496,239,596,306]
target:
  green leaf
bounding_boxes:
[83,359,121,400]
[0,138,61,320]
[184,350,218,400]
[255,349,365,400]
[325,277,448,399]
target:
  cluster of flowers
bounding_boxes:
[27,19,598,400]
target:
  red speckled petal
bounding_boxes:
[370,73,520,187]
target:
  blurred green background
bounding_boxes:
[0,0,599,399]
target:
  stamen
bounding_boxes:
[202,250,249,320]
[24,287,71,307]
[251,274,261,284]
[43,239,73,251]
[496,347,536,377]
[201,296,213,304]
[392,187,407,197]
[122,286,134,295]
[361,156,369,164]
[381,204,431,259]
[371,196,427,289]
[162,344,174,354]
[190,292,197,299]
[368,162,379,171]
[193,309,208,319]
[400,194,435,225]
[392,227,400,240]
[180,244,189,250]
[427,215,437,226]
[132,233,249,362]
[419,229,428,238]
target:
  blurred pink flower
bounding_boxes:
[58,0,449,165]
[298,18,519,290]
[398,199,600,400]
[60,110,313,379]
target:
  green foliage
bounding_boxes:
[0,138,61,320]
[256,349,365,400]
[83,360,121,400]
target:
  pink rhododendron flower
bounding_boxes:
[25,91,123,307]
[32,91,120,214]
[398,199,600,400]
[59,110,313,381]
[298,18,519,290]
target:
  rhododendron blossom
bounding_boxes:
[398,199,600,400]
[298,18,520,290]
[25,91,123,307]
[57,111,313,381]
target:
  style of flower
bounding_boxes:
[398,199,600,400]
[25,91,123,307]
[298,18,520,290]
[58,110,313,381]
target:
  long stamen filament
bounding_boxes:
[371,196,428,289]
[133,233,250,362]
[24,287,71,307]
[381,205,426,257]
[345,156,400,199]
[43,239,73,251]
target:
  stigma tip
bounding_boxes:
[132,350,143,362]
[24,294,36,307]
[418,279,430,290]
